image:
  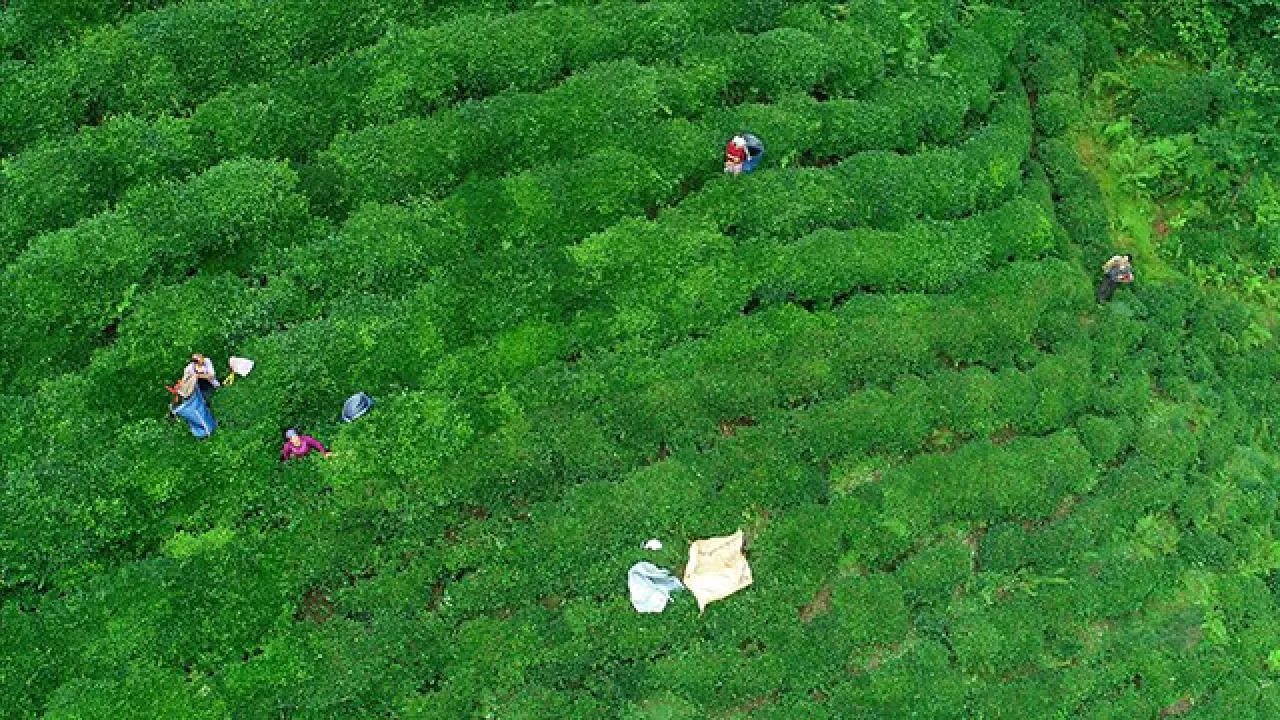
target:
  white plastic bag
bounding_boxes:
[627,562,683,613]
[228,356,255,376]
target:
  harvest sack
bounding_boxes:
[683,530,753,612]
[341,392,374,422]
[628,562,684,613]
[173,390,216,438]
[225,356,255,385]
[228,356,255,376]
[742,133,764,172]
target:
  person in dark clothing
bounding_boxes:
[1097,254,1134,303]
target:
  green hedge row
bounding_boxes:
[320,59,733,209]
[54,21,1018,413]
[563,89,1030,345]
[0,1,786,264]
[0,0,179,60]
[677,83,1031,238]
[0,0,461,154]
[0,254,1087,599]
[792,347,1098,462]
[437,351,1100,615]
[882,431,1096,536]
[759,195,1058,297]
[386,260,1091,516]
[569,192,1054,354]
[318,15,919,210]
[0,55,1030,594]
[78,71,1015,427]
[298,365,1100,712]
[0,262,1101,716]
[0,114,206,265]
[1012,0,1115,267]
[369,82,1029,351]
[0,159,315,390]
[0,12,1040,712]
[0,1,1008,269]
[0,0,928,266]
[1038,136,1111,264]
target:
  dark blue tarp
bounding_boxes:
[742,133,764,172]
[173,391,216,438]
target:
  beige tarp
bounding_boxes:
[682,530,752,612]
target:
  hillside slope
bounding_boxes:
[1,0,1278,717]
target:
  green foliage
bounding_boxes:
[0,159,314,389]
[1,0,1278,716]
[832,574,911,646]
[0,114,202,264]
[898,538,972,606]
[1125,65,1235,135]
[0,0,451,153]
[43,663,226,720]
[1035,90,1082,136]
[1076,414,1132,465]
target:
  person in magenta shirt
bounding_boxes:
[280,428,331,462]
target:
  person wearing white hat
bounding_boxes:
[724,135,748,175]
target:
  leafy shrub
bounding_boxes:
[0,159,313,388]
[760,195,1057,298]
[882,432,1095,533]
[13,0,1276,715]
[979,522,1033,573]
[1075,413,1130,464]
[1067,545,1176,619]
[0,114,202,264]
[949,597,1047,676]
[1126,65,1234,135]
[831,574,910,646]
[897,538,972,606]
[827,640,967,719]
[43,663,225,720]
[740,28,837,99]
[0,0,445,153]
[1035,90,1081,136]
[1027,45,1081,95]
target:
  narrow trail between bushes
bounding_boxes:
[1071,130,1181,284]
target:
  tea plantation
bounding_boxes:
[2,0,1279,717]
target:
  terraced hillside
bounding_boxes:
[2,0,1279,716]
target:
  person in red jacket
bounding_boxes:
[280,428,331,462]
[724,135,748,175]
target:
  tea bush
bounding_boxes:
[2,0,1279,716]
[0,159,314,388]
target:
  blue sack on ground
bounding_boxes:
[341,392,374,423]
[173,391,216,438]
[742,133,764,172]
